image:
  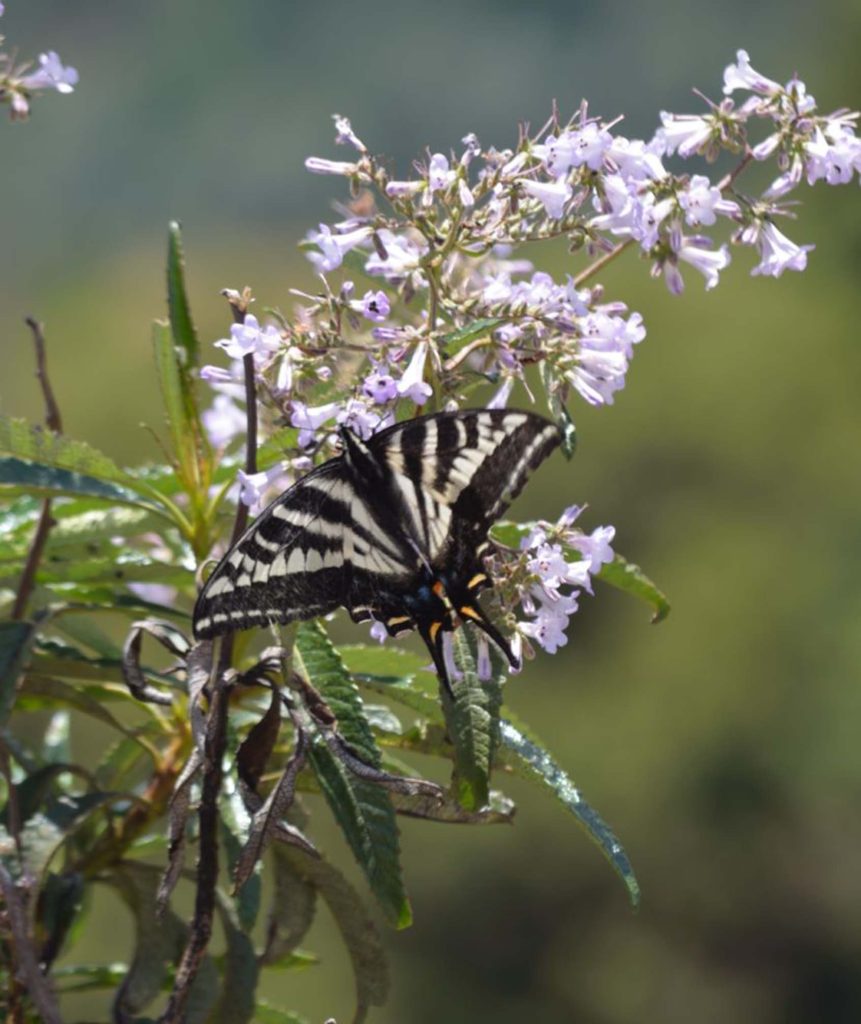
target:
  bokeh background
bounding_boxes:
[2,1,861,1022]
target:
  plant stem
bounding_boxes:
[11,318,64,621]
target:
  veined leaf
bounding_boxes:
[276,846,388,1024]
[597,553,670,623]
[295,621,411,929]
[499,717,640,907]
[338,643,432,683]
[440,317,505,359]
[441,629,502,811]
[262,845,317,967]
[152,320,201,488]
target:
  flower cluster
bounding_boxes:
[198,52,858,663]
[0,8,78,121]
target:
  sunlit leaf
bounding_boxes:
[498,717,640,907]
[166,220,200,372]
[254,1003,311,1024]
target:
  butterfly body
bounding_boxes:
[193,409,561,691]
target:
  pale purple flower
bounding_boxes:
[237,465,286,512]
[519,603,571,655]
[385,180,425,199]
[202,394,246,448]
[20,52,79,94]
[487,375,515,409]
[128,583,178,606]
[305,157,360,177]
[369,620,388,644]
[396,342,433,405]
[634,194,675,249]
[722,50,781,97]
[606,136,667,181]
[457,179,475,208]
[428,153,455,193]
[360,290,390,322]
[200,365,236,384]
[290,400,340,447]
[751,133,782,162]
[476,636,492,681]
[364,229,427,281]
[570,525,616,574]
[679,175,723,227]
[333,114,366,153]
[763,158,803,200]
[657,112,714,158]
[589,174,639,236]
[804,126,861,186]
[541,123,612,175]
[676,239,731,290]
[566,344,629,406]
[363,365,399,404]
[749,221,814,277]
[519,177,573,219]
[215,314,281,361]
[337,398,382,439]
[306,224,372,273]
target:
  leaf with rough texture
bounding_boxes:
[338,643,432,683]
[0,619,36,724]
[261,845,317,966]
[441,317,505,359]
[295,621,411,929]
[276,846,388,1024]
[210,891,259,1024]
[597,553,671,623]
[441,630,503,811]
[110,862,218,1022]
[389,787,515,825]
[498,717,640,907]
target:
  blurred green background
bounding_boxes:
[3,1,861,1021]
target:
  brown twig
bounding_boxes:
[157,674,230,1023]
[572,237,636,287]
[11,318,64,621]
[0,864,63,1024]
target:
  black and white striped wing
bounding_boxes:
[193,462,353,638]
[370,409,561,564]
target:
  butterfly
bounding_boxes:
[193,409,561,692]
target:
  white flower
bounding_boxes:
[290,400,341,447]
[215,314,281,361]
[679,175,723,227]
[657,112,715,159]
[202,395,246,448]
[237,465,286,512]
[677,240,731,290]
[304,157,360,176]
[427,153,455,193]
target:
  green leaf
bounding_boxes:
[53,962,129,993]
[18,674,136,738]
[35,870,84,969]
[441,629,503,811]
[488,519,532,550]
[295,621,411,929]
[338,643,432,682]
[539,361,577,460]
[498,717,640,907]
[220,796,262,934]
[440,318,505,358]
[166,220,200,372]
[0,455,162,513]
[254,1003,310,1024]
[389,787,515,825]
[0,553,193,590]
[152,320,201,485]
[256,426,300,470]
[597,553,671,623]
[0,619,36,724]
[0,416,144,492]
[276,847,388,1024]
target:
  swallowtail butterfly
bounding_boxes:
[193,409,561,692]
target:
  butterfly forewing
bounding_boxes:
[193,462,352,637]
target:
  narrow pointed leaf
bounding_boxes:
[0,619,36,724]
[499,717,640,906]
[0,456,162,512]
[261,845,317,966]
[210,891,259,1024]
[295,621,411,928]
[166,220,200,371]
